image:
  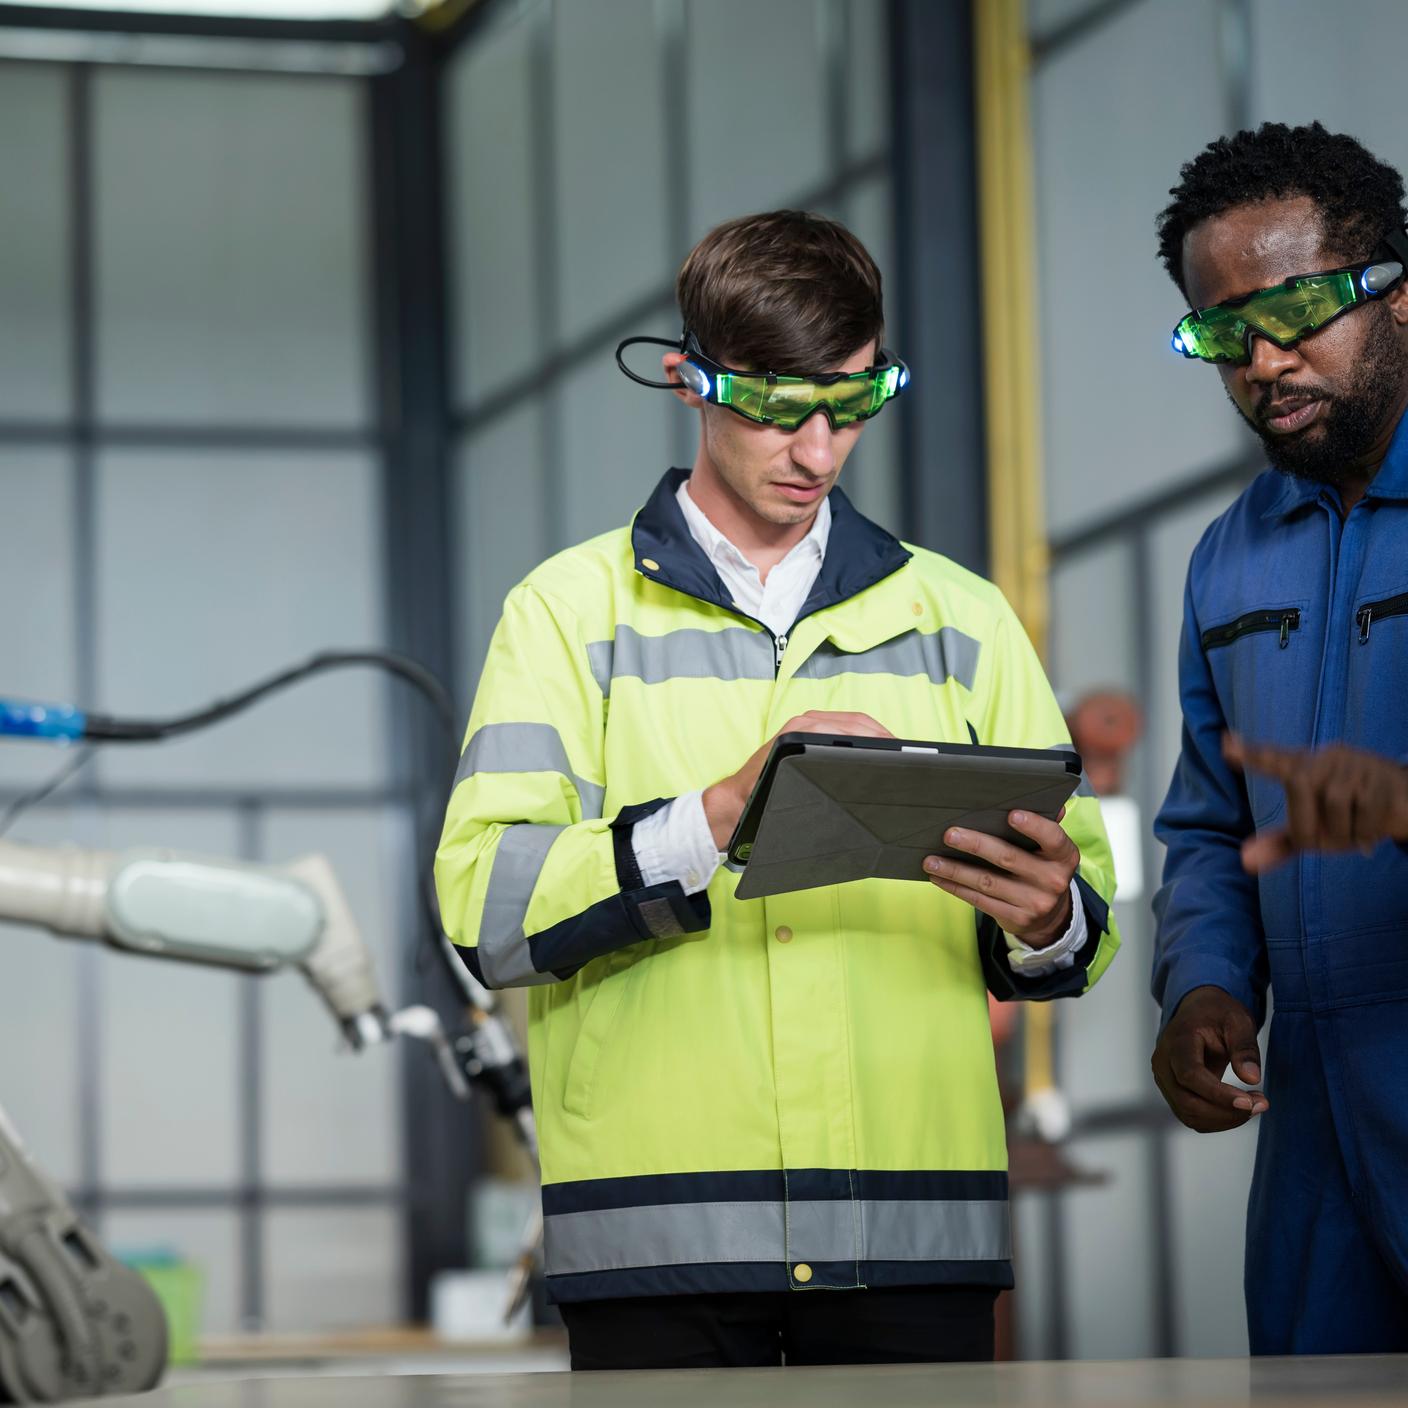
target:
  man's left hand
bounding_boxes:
[1223,734,1408,873]
[923,809,1079,947]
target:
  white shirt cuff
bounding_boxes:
[630,791,723,896]
[1004,879,1090,974]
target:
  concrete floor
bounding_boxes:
[99,1354,1408,1408]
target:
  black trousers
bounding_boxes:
[559,1286,998,1370]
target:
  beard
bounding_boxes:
[1239,306,1408,488]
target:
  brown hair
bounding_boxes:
[676,209,885,372]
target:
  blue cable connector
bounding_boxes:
[0,699,87,742]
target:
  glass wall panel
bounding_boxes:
[93,448,387,790]
[446,3,544,410]
[1168,1122,1259,1355]
[1049,541,1138,699]
[96,809,242,1188]
[0,63,70,421]
[844,0,889,165]
[685,0,830,238]
[93,71,369,429]
[1033,0,1252,540]
[560,351,673,546]
[1146,486,1243,812]
[1062,1132,1158,1358]
[104,1209,242,1337]
[1027,0,1110,40]
[263,1206,402,1332]
[1250,0,1408,174]
[452,405,549,702]
[552,0,670,343]
[260,807,403,1187]
[1012,1192,1053,1360]
[1061,909,1158,1110]
[0,452,78,786]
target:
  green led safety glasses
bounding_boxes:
[1171,259,1405,365]
[616,331,910,430]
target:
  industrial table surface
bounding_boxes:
[95,1354,1408,1408]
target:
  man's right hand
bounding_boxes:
[702,711,894,851]
[1151,985,1268,1133]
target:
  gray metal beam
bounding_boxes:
[369,24,484,1323]
[888,0,988,573]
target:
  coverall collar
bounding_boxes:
[631,466,912,622]
[1261,404,1408,520]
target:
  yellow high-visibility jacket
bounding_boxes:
[437,468,1119,1304]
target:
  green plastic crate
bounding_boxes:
[123,1253,204,1366]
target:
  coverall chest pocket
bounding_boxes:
[1201,603,1310,827]
[1348,586,1408,762]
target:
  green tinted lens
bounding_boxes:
[718,369,892,428]
[1174,270,1361,364]
[1243,271,1358,342]
[1174,305,1248,362]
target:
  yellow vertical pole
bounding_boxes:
[973,0,1057,1104]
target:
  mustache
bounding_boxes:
[1252,380,1334,420]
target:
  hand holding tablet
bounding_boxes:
[701,710,896,851]
[725,731,1083,941]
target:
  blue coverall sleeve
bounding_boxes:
[1151,564,1270,1028]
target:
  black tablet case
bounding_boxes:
[729,739,1081,901]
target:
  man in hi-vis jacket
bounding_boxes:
[438,210,1120,1370]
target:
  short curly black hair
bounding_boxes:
[1156,121,1406,295]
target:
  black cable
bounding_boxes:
[2,651,460,841]
[2,650,481,1045]
[82,650,458,766]
[0,745,96,841]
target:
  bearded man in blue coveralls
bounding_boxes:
[1150,122,1408,1354]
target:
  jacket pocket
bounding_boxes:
[561,943,653,1120]
[1200,606,1301,652]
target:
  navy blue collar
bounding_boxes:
[630,467,912,623]
[1262,405,1408,520]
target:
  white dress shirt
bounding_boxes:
[630,479,1089,974]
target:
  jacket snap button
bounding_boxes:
[642,558,660,572]
[912,601,923,616]
[775,926,793,943]
[794,1263,813,1282]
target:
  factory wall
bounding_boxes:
[0,60,407,1334]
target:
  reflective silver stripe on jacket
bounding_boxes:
[587,626,775,697]
[793,627,981,692]
[475,823,567,988]
[543,1197,1010,1275]
[454,721,605,820]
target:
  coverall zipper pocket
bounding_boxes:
[1201,607,1301,652]
[1356,591,1408,643]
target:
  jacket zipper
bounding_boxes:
[1201,607,1300,652]
[1356,591,1408,643]
[773,632,788,673]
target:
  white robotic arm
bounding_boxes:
[0,841,391,1050]
[0,839,486,1402]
